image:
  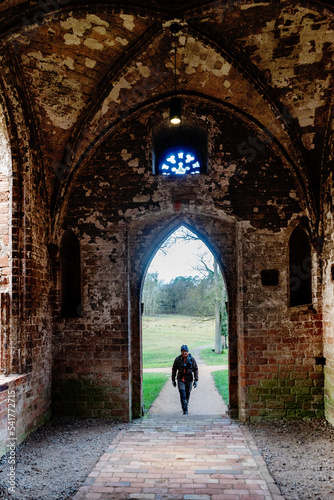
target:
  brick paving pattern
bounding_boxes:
[73,414,284,500]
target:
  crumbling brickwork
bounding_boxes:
[0,0,333,452]
[322,117,334,424]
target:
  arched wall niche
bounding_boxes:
[60,229,82,318]
[285,217,321,313]
[289,224,312,308]
[127,212,238,419]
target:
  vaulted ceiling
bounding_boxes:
[0,0,333,220]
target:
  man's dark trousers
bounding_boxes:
[178,381,192,413]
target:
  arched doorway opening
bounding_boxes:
[140,224,230,415]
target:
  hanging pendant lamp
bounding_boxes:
[170,23,182,125]
[170,96,181,124]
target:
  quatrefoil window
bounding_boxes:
[159,147,201,176]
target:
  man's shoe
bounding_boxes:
[183,409,188,415]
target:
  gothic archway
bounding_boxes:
[128,215,238,419]
[141,224,230,413]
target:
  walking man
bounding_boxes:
[172,345,199,415]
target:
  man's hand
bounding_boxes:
[193,381,198,388]
[172,380,176,387]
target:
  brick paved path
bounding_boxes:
[73,414,284,500]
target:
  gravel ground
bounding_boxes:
[0,418,128,500]
[1,407,334,499]
[1,417,334,500]
[245,418,334,500]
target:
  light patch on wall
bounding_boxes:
[64,57,75,70]
[137,63,151,78]
[26,50,43,60]
[61,17,92,36]
[239,6,332,128]
[27,51,75,72]
[93,26,107,35]
[120,14,135,31]
[27,56,85,129]
[302,133,316,151]
[84,38,104,50]
[86,14,109,27]
[116,37,129,46]
[124,208,140,218]
[129,158,139,168]
[121,149,132,161]
[133,195,150,203]
[182,37,231,76]
[64,33,81,46]
[85,58,96,68]
[241,2,270,9]
[102,75,133,112]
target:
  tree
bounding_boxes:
[142,272,162,316]
[145,226,228,352]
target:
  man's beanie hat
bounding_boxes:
[181,345,189,352]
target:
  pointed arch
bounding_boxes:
[128,213,237,419]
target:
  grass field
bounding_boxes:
[143,373,169,411]
[143,314,221,368]
[200,347,228,366]
[142,315,229,410]
[212,370,229,404]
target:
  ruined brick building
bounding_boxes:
[0,0,333,453]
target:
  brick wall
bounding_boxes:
[1,2,332,438]
[0,374,50,457]
[0,167,53,457]
[50,104,324,422]
[52,227,131,421]
[0,86,53,456]
[237,226,323,421]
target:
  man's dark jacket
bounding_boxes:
[172,354,199,383]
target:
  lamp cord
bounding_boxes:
[174,37,177,95]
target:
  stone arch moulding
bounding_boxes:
[127,212,238,419]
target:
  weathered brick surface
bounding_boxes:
[0,55,53,454]
[49,105,323,422]
[0,374,50,456]
[0,0,333,451]
[322,126,334,425]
